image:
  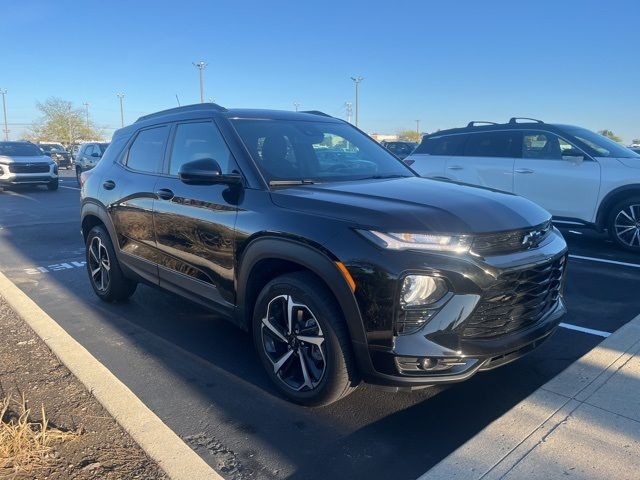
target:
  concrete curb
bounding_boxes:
[420,313,640,480]
[0,270,223,480]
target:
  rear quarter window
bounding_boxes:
[413,135,465,156]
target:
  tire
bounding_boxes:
[607,196,640,252]
[85,225,137,302]
[47,178,59,191]
[252,271,359,406]
[76,168,82,185]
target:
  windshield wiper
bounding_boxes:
[361,174,412,180]
[268,179,317,186]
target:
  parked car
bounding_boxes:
[0,141,59,190]
[75,142,109,184]
[80,105,567,406]
[39,142,72,169]
[381,140,417,160]
[405,118,640,251]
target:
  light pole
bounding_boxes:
[83,102,90,127]
[350,76,363,127]
[116,93,125,127]
[345,102,353,124]
[293,101,300,112]
[415,119,420,135]
[192,61,207,103]
[0,89,8,141]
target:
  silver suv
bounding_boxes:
[0,141,59,191]
[74,142,109,184]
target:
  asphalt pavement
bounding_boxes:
[1,171,639,480]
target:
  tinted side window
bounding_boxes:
[463,132,519,158]
[523,131,574,160]
[85,145,94,156]
[414,135,465,156]
[126,126,169,173]
[169,122,233,175]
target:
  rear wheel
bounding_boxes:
[76,168,82,185]
[252,271,359,406]
[85,225,137,302]
[608,196,640,252]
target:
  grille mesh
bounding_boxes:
[9,163,50,173]
[471,221,552,256]
[463,255,566,339]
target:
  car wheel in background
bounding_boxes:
[76,168,82,185]
[252,271,359,406]
[608,196,640,252]
[85,225,137,302]
[47,179,59,191]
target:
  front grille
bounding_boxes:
[472,221,553,256]
[8,163,51,173]
[462,255,566,339]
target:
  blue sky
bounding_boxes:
[1,0,638,141]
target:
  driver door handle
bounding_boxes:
[515,168,535,174]
[156,188,174,200]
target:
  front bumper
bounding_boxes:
[0,166,58,186]
[341,228,568,389]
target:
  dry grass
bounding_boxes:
[0,394,77,477]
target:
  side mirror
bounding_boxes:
[178,158,242,186]
[91,152,101,158]
[562,149,584,162]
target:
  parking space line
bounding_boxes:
[60,185,80,191]
[569,254,640,269]
[559,322,611,337]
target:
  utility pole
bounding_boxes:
[116,93,125,127]
[415,119,420,135]
[83,102,90,127]
[350,76,363,127]
[0,89,8,141]
[345,102,353,124]
[293,101,300,112]
[192,61,207,103]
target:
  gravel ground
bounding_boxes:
[0,295,167,480]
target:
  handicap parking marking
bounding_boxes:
[569,254,640,269]
[23,260,86,275]
[559,322,611,337]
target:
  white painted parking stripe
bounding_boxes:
[569,254,640,269]
[60,185,80,191]
[559,322,611,337]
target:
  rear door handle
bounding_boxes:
[156,188,174,200]
[102,180,116,190]
[448,165,463,170]
[515,168,534,174]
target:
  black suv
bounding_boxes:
[80,104,568,406]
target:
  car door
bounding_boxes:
[406,135,463,177]
[514,130,601,221]
[445,131,520,193]
[152,119,239,309]
[107,125,170,284]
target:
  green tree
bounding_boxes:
[598,129,623,143]
[25,97,103,145]
[398,129,422,143]
[632,138,640,145]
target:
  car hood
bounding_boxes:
[0,154,52,164]
[270,177,551,234]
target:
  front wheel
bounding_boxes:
[47,179,59,191]
[76,168,82,185]
[252,271,359,406]
[85,226,137,302]
[608,197,640,252]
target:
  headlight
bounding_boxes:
[400,275,448,307]
[363,230,472,253]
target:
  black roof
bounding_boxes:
[426,118,578,138]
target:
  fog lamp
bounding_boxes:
[400,275,447,308]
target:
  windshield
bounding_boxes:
[40,143,66,152]
[0,142,45,157]
[565,127,640,158]
[232,119,414,183]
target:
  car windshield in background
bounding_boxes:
[565,127,640,158]
[0,142,45,157]
[231,119,414,183]
[41,144,66,152]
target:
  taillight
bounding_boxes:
[403,159,415,166]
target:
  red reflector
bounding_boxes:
[404,159,415,166]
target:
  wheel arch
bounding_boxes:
[236,236,367,347]
[596,184,640,229]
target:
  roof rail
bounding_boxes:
[508,117,543,124]
[466,121,498,127]
[135,103,227,123]
[301,110,332,118]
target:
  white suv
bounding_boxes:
[405,118,640,251]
